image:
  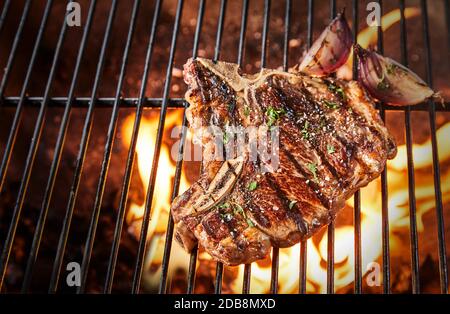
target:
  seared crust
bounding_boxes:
[170,58,397,265]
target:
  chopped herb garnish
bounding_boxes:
[243,106,250,117]
[377,72,390,91]
[218,202,230,209]
[328,83,346,99]
[377,78,390,90]
[327,144,335,154]
[224,202,254,229]
[288,200,297,209]
[301,121,310,139]
[307,163,318,183]
[324,100,340,109]
[233,203,245,215]
[265,106,286,127]
[248,181,258,191]
[223,132,230,144]
[386,63,398,75]
[227,102,235,112]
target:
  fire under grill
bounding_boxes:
[0,0,449,294]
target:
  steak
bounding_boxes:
[171,57,397,266]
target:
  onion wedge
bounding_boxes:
[298,11,352,76]
[354,44,436,106]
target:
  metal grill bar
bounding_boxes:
[326,220,335,294]
[269,0,291,295]
[2,97,185,108]
[299,241,307,293]
[297,0,316,295]
[192,0,206,60]
[330,0,336,18]
[420,0,449,294]
[0,0,53,196]
[399,0,420,294]
[0,0,11,35]
[76,0,141,294]
[214,263,223,294]
[186,246,198,293]
[214,0,227,62]
[212,0,273,294]
[21,0,98,293]
[237,0,249,69]
[185,0,208,295]
[283,0,291,72]
[48,0,119,293]
[326,0,337,295]
[351,0,362,294]
[242,263,251,294]
[260,0,270,69]
[0,1,62,289]
[183,0,229,293]
[239,0,251,295]
[212,0,228,295]
[376,0,391,294]
[270,248,279,293]
[258,0,279,294]
[105,0,163,294]
[0,0,31,99]
[160,109,190,294]
[158,0,204,294]
[0,0,449,295]
[131,0,184,294]
[307,0,314,48]
[158,110,189,294]
[2,97,447,111]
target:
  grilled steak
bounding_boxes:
[171,57,397,265]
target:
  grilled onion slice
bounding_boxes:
[298,11,352,76]
[354,44,436,106]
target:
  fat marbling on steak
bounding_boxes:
[170,57,397,265]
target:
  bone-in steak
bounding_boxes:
[170,58,397,265]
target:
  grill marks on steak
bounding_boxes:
[171,58,397,265]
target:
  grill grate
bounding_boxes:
[0,0,449,294]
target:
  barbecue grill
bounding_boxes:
[0,0,449,294]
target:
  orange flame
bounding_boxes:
[230,8,445,294]
[338,7,420,79]
[121,110,190,282]
[227,122,450,294]
[356,8,420,49]
[120,8,449,294]
[121,113,450,293]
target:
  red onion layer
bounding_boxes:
[298,11,353,76]
[354,44,435,106]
